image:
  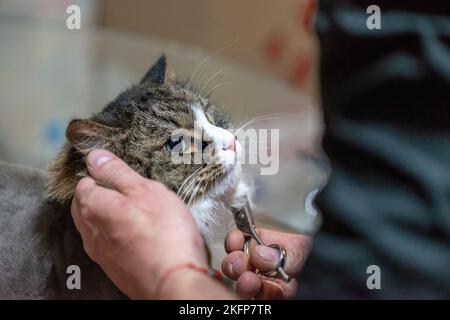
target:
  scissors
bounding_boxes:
[231,195,291,283]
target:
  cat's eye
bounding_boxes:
[164,136,188,153]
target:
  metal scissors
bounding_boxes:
[231,195,291,283]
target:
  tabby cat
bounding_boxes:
[0,55,249,299]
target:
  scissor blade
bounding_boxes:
[231,197,291,283]
[231,198,264,245]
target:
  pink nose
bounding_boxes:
[225,136,236,151]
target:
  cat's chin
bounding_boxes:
[188,164,249,240]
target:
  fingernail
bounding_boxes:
[255,245,279,263]
[229,258,242,276]
[87,150,112,168]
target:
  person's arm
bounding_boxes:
[71,149,234,299]
[158,268,232,299]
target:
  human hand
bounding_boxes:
[71,149,208,299]
[222,228,311,299]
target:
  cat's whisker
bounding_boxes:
[187,180,203,208]
[231,114,272,131]
[190,183,202,207]
[180,167,207,203]
[234,114,293,132]
[184,180,196,205]
[201,180,210,203]
[187,41,235,91]
[180,175,196,202]
[199,67,233,97]
[204,82,232,97]
[179,177,196,200]
[179,166,204,194]
[235,114,287,131]
[182,182,196,203]
[177,166,203,197]
[180,170,204,203]
[233,113,286,130]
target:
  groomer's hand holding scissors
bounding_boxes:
[222,228,311,299]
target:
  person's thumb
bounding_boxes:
[250,245,299,276]
[86,149,144,194]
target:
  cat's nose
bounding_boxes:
[224,136,236,152]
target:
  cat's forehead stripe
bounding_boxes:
[192,103,218,135]
[192,104,234,144]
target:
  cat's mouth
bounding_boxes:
[187,162,246,237]
[180,162,240,207]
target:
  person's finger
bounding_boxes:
[71,175,128,239]
[75,180,127,222]
[249,242,307,276]
[249,229,311,276]
[225,228,310,258]
[255,278,287,300]
[71,194,86,236]
[225,228,311,276]
[221,251,252,280]
[85,149,145,195]
[73,176,97,210]
[71,176,98,235]
[235,271,262,299]
[235,273,299,300]
[224,229,245,253]
[255,277,299,300]
[249,245,284,274]
[256,228,311,258]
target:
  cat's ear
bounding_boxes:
[140,54,175,85]
[66,119,116,154]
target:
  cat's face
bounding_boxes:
[47,55,247,234]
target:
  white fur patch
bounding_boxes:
[189,105,248,238]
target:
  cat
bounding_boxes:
[0,55,249,299]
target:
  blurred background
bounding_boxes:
[0,0,326,259]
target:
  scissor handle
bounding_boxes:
[243,235,252,254]
[261,244,291,282]
[242,237,291,283]
[232,197,290,283]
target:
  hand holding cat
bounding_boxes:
[71,149,232,299]
[70,149,309,299]
[222,228,311,299]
